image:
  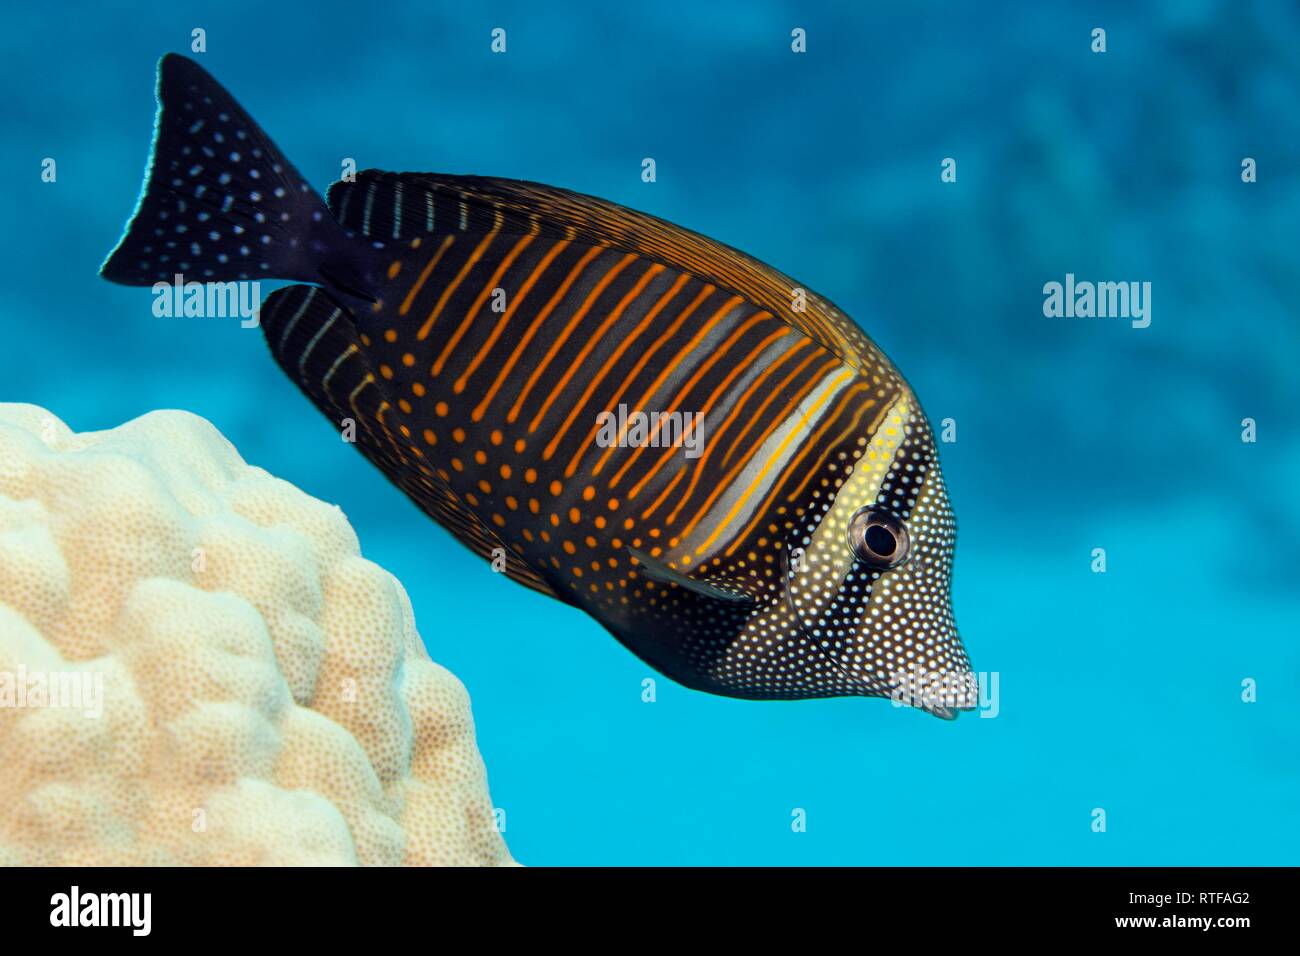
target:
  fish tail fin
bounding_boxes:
[100,53,340,289]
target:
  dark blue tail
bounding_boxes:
[101,53,374,298]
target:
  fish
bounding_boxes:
[101,54,978,718]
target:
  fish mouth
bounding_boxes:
[780,546,978,717]
[891,666,980,720]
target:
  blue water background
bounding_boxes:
[2,1,1296,864]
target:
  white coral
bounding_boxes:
[0,404,512,866]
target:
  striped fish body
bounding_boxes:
[102,55,977,718]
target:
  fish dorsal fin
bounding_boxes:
[326,170,882,376]
[627,548,755,605]
[259,283,558,600]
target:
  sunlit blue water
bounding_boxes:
[3,0,1296,865]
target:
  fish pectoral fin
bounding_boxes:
[627,548,755,605]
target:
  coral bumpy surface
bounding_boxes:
[0,404,513,865]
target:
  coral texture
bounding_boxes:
[0,404,512,866]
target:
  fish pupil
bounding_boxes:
[865,524,896,557]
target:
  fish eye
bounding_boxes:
[847,507,911,569]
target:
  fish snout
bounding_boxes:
[886,654,979,719]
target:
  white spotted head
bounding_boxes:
[778,393,976,717]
